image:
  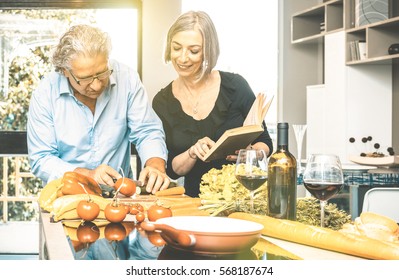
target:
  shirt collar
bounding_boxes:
[59,74,73,96]
[109,72,116,86]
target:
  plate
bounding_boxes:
[349,155,399,167]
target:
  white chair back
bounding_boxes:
[362,187,399,223]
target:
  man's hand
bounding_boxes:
[74,164,121,187]
[138,157,170,194]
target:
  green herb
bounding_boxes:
[199,164,268,216]
[199,164,351,230]
[296,197,352,230]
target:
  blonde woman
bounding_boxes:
[153,11,273,197]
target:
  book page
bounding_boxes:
[203,93,273,161]
[243,93,274,126]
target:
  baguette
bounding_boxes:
[229,212,399,259]
[51,194,110,221]
[53,208,107,222]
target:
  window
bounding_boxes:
[0,1,141,223]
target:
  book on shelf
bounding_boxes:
[203,93,274,161]
[320,22,325,32]
[349,41,357,61]
[358,41,367,60]
[349,40,366,61]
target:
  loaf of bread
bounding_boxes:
[340,212,399,243]
[229,212,399,259]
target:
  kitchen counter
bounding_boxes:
[38,210,365,260]
[39,212,74,260]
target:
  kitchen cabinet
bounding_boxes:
[291,0,396,163]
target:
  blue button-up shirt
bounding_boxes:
[27,60,167,184]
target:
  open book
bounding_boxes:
[203,93,274,161]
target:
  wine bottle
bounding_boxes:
[267,122,297,220]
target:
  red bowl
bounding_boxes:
[141,216,263,254]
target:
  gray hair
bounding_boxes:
[52,24,112,72]
[164,11,220,82]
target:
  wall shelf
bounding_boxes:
[346,16,399,64]
[291,0,344,44]
[346,54,399,65]
[292,0,399,65]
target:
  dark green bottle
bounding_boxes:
[267,122,297,220]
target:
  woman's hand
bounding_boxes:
[189,137,215,162]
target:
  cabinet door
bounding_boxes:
[306,84,327,156]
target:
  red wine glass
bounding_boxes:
[302,154,344,227]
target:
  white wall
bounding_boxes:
[141,0,181,100]
[279,0,320,158]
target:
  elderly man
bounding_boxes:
[27,24,170,193]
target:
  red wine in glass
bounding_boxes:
[302,154,344,227]
[303,182,343,201]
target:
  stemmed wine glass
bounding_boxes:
[293,124,307,175]
[235,149,268,214]
[302,154,344,227]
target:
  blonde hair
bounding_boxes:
[164,11,220,82]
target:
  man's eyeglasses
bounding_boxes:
[68,69,113,87]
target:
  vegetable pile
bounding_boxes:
[199,164,268,216]
[39,171,198,224]
[198,164,351,230]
